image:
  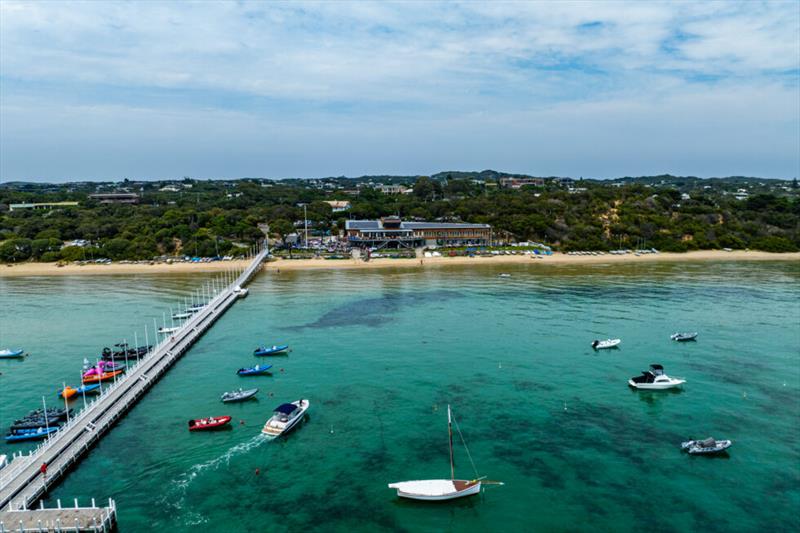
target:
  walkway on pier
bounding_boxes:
[0,499,116,532]
[0,244,268,514]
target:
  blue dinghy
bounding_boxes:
[5,426,59,442]
[254,345,289,356]
[0,348,25,359]
[76,384,102,395]
[237,364,273,376]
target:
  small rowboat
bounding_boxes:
[82,370,123,384]
[5,426,59,442]
[671,332,698,342]
[237,364,272,376]
[0,348,25,359]
[221,388,259,403]
[592,338,621,350]
[188,416,232,431]
[682,437,732,455]
[254,345,289,356]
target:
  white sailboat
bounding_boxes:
[388,405,495,501]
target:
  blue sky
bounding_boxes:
[0,1,798,181]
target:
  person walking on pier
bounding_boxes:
[40,462,48,478]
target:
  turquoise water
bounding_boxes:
[1,261,799,532]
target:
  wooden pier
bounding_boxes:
[0,244,268,523]
[0,499,116,532]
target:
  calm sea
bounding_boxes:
[1,261,798,532]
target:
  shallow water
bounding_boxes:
[1,261,799,532]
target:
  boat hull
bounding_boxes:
[628,379,685,390]
[83,370,123,384]
[261,401,309,437]
[237,365,272,376]
[388,480,482,501]
[188,416,232,431]
[0,349,25,359]
[254,345,289,356]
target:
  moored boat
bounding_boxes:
[221,388,259,403]
[261,399,309,437]
[60,384,101,399]
[592,338,621,350]
[671,332,698,342]
[158,326,180,334]
[253,345,289,356]
[172,312,192,319]
[237,364,272,376]
[188,416,232,431]
[0,348,25,359]
[234,286,249,298]
[5,426,59,442]
[389,405,495,501]
[82,370,123,384]
[681,437,732,455]
[628,364,685,390]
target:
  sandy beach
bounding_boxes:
[1,250,797,277]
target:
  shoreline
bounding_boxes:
[0,250,797,277]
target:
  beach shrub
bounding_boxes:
[0,238,32,262]
[750,236,798,253]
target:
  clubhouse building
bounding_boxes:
[345,217,491,249]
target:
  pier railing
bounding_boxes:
[0,243,268,506]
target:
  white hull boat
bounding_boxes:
[592,338,621,350]
[671,332,698,342]
[629,364,685,389]
[388,479,481,501]
[261,399,309,437]
[158,326,180,334]
[389,405,498,501]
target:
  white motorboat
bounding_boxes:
[592,338,621,350]
[681,437,732,455]
[234,286,249,298]
[388,405,499,501]
[158,326,180,334]
[172,312,192,320]
[261,399,309,437]
[628,364,685,389]
[671,332,698,342]
[0,454,8,471]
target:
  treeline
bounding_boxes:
[0,177,798,262]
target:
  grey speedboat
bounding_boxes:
[221,388,259,403]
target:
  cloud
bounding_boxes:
[0,0,798,180]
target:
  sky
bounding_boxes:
[0,1,798,182]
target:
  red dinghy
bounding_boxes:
[188,416,232,431]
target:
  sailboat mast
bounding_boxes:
[448,405,454,480]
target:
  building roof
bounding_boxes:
[346,219,490,231]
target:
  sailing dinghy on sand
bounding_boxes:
[388,405,502,501]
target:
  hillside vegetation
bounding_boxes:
[0,173,798,262]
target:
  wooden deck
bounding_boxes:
[0,499,116,532]
[0,244,267,517]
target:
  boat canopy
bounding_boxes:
[650,364,664,374]
[274,403,298,415]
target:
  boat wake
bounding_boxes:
[160,434,270,518]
